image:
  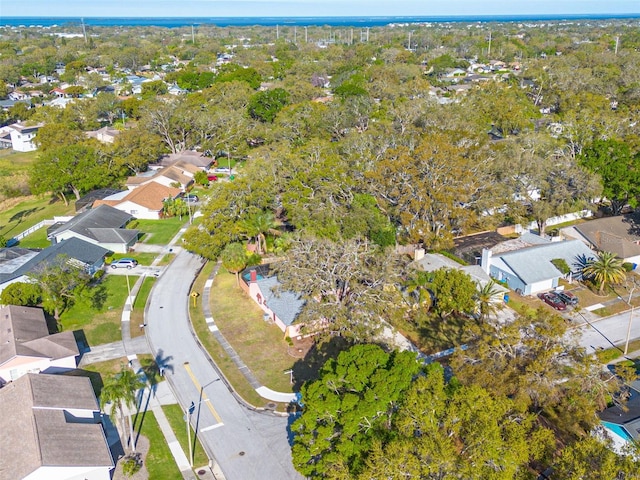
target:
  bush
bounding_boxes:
[122,455,142,477]
[93,269,105,280]
[623,262,636,272]
[551,258,570,275]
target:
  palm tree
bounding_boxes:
[582,251,626,295]
[474,280,503,321]
[221,242,248,286]
[404,270,433,310]
[100,365,145,453]
[238,211,276,255]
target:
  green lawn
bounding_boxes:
[0,194,74,239]
[190,263,266,407]
[208,267,296,393]
[59,276,129,346]
[135,217,186,245]
[131,277,156,338]
[16,225,50,248]
[134,411,183,480]
[109,252,158,266]
[162,404,210,468]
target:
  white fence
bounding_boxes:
[11,216,72,241]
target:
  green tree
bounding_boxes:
[0,282,42,307]
[579,138,640,215]
[29,143,105,204]
[427,268,478,319]
[291,344,422,478]
[358,363,554,480]
[30,255,92,323]
[162,197,190,220]
[220,242,248,286]
[237,210,276,255]
[141,79,168,99]
[474,280,504,321]
[275,237,405,340]
[248,88,290,123]
[100,365,145,453]
[582,251,626,295]
[553,436,640,480]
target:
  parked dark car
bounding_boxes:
[556,291,578,306]
[537,292,567,311]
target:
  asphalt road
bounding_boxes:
[146,249,302,480]
[577,308,640,354]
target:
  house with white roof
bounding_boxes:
[481,234,596,295]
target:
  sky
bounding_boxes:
[2,0,640,18]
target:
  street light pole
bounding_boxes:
[186,401,195,467]
[624,283,637,355]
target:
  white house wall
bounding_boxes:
[0,354,77,383]
[528,279,556,295]
[110,200,160,220]
[23,465,113,480]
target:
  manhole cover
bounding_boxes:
[267,402,277,409]
[197,470,206,476]
[239,451,246,456]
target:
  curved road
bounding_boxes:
[146,249,302,480]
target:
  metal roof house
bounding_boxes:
[0,373,114,480]
[481,236,596,295]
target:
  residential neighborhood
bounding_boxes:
[1,10,640,480]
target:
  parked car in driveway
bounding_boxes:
[207,174,218,182]
[110,258,138,269]
[183,194,199,204]
[537,292,567,311]
[556,291,578,306]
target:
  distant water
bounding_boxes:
[2,14,640,28]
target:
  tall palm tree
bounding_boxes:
[100,365,145,453]
[582,251,626,295]
[474,280,503,321]
[238,211,276,255]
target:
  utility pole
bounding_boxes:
[294,26,297,44]
[305,26,308,43]
[81,18,87,44]
[624,281,638,355]
[276,24,279,40]
[487,30,492,57]
[615,35,620,56]
[191,24,195,44]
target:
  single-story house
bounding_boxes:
[415,252,508,300]
[481,234,596,295]
[48,204,138,253]
[0,373,114,480]
[85,126,120,144]
[75,188,125,213]
[600,385,640,452]
[570,214,640,266]
[0,305,79,384]
[157,150,213,169]
[94,182,182,220]
[125,161,200,191]
[453,230,508,265]
[242,267,305,338]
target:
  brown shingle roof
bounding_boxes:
[0,374,113,478]
[95,182,181,211]
[0,305,79,367]
[575,214,640,259]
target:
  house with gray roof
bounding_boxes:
[0,237,109,294]
[48,204,138,253]
[569,214,640,266]
[481,237,595,295]
[600,384,640,452]
[0,373,114,480]
[243,267,306,338]
[0,305,79,384]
